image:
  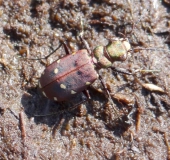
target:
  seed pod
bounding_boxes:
[111,93,135,105]
[142,83,165,93]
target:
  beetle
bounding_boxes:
[38,36,131,102]
[39,49,98,101]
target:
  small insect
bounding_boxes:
[38,37,131,102]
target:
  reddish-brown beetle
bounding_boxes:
[38,37,131,102]
[39,49,98,101]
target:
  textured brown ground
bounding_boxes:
[0,0,170,160]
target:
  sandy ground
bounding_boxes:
[0,0,170,159]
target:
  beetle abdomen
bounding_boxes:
[39,49,98,101]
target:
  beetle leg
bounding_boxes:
[52,115,65,138]
[83,89,91,100]
[79,35,91,55]
[34,99,88,117]
[110,65,132,75]
[78,17,91,54]
[27,41,71,60]
[98,75,121,120]
[46,41,71,58]
[61,41,71,55]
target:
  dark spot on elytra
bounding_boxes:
[77,70,82,75]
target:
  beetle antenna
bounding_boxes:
[132,47,170,52]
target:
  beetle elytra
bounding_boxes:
[39,49,98,101]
